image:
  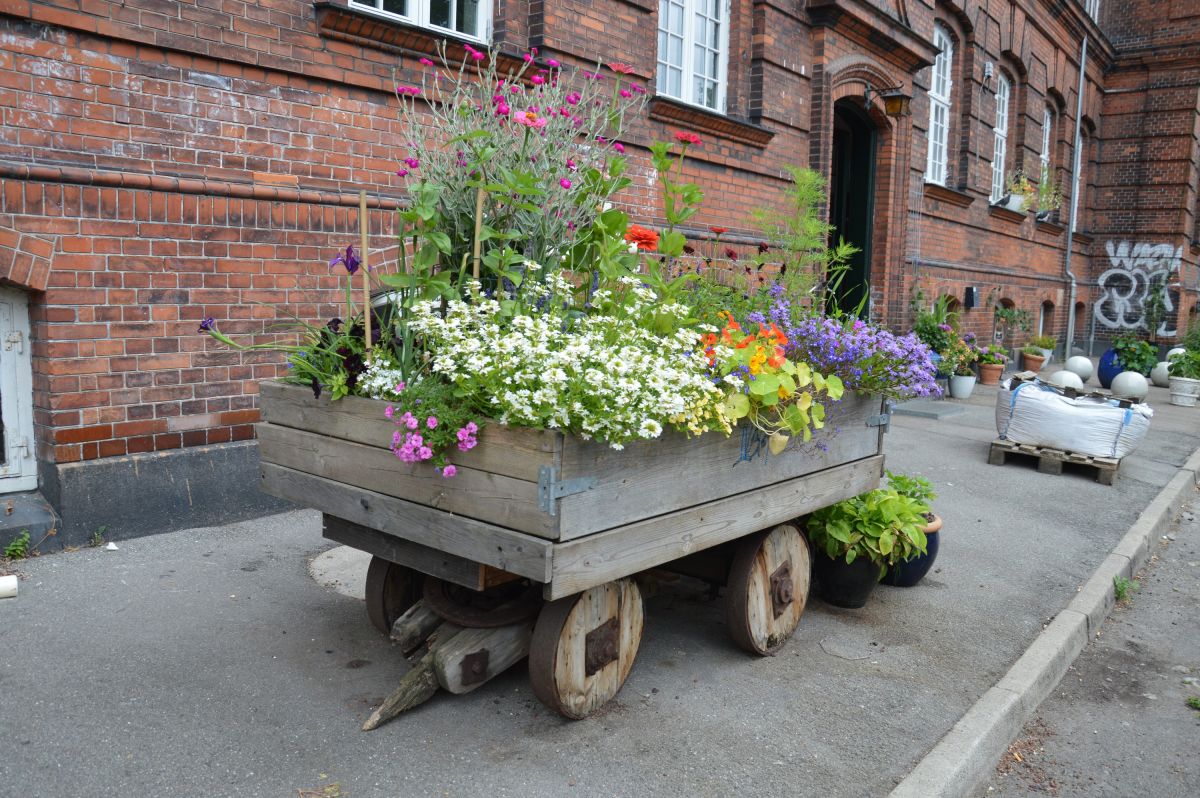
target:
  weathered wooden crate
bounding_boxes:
[258,381,886,599]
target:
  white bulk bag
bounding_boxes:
[994,378,1152,459]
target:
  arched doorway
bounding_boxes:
[828,98,877,317]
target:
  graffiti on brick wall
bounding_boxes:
[1093,240,1182,336]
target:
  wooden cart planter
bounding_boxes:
[257,381,888,724]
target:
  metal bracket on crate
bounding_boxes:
[537,466,597,515]
[866,413,892,433]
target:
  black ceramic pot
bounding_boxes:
[813,554,879,609]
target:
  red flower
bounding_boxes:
[725,248,738,261]
[673,130,702,146]
[624,224,660,252]
[607,62,636,75]
[757,241,770,254]
[709,226,728,235]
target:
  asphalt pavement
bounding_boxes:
[982,498,1200,797]
[2,378,1198,798]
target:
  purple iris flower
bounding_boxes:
[329,245,361,275]
[199,317,215,333]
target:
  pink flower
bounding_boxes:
[395,86,421,96]
[566,92,580,105]
[496,103,510,116]
[406,417,418,431]
[419,57,434,66]
[566,158,577,171]
[418,446,432,460]
[632,84,646,94]
[546,59,560,67]
[426,416,438,429]
[509,85,520,94]
[442,465,457,478]
[608,62,636,75]
[559,178,572,189]
[396,381,405,391]
[396,169,408,177]
[385,406,394,419]
[404,157,419,169]
[613,142,625,154]
[674,130,702,146]
[466,422,478,433]
[514,110,548,128]
[619,89,632,98]
[531,75,545,85]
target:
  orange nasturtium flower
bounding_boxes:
[624,224,660,252]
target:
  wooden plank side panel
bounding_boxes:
[261,462,552,582]
[546,454,884,600]
[258,422,557,538]
[555,393,884,540]
[259,381,559,482]
[323,514,494,591]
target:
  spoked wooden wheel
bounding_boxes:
[364,556,422,635]
[528,578,644,719]
[726,523,810,656]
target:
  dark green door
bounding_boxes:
[829,99,876,318]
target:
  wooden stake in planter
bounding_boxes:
[359,190,371,354]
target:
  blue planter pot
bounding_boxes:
[929,351,950,379]
[1097,348,1122,389]
[883,516,941,587]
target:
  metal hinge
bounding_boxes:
[537,466,597,515]
[866,413,891,433]
[4,330,23,354]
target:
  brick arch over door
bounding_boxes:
[0,228,53,293]
[812,54,906,321]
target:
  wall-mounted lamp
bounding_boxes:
[863,83,911,117]
[964,286,978,309]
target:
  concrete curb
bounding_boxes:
[889,460,1200,798]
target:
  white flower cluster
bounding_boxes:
[409,292,729,448]
[357,356,409,401]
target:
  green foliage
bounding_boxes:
[4,530,31,560]
[1187,696,1200,711]
[1021,345,1047,356]
[994,305,1032,334]
[910,293,960,353]
[885,471,936,507]
[806,489,930,574]
[1036,165,1063,213]
[976,344,1008,366]
[1028,334,1057,350]
[90,526,107,548]
[1143,282,1168,339]
[1168,348,1200,380]
[1180,323,1200,353]
[1113,575,1139,604]
[1113,333,1156,376]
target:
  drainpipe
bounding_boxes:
[1064,34,1088,359]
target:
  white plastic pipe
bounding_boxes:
[0,574,17,599]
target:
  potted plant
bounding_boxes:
[940,336,978,399]
[1020,345,1047,373]
[1167,349,1200,407]
[911,293,959,376]
[999,170,1036,213]
[1028,334,1057,363]
[806,488,930,608]
[1033,166,1063,222]
[880,471,941,588]
[976,344,1007,384]
[1100,333,1156,388]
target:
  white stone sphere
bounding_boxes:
[1110,371,1149,400]
[1167,347,1187,360]
[1065,356,1094,383]
[1048,370,1085,390]
[1151,361,1171,388]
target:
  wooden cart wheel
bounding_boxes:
[528,578,644,719]
[364,556,422,636]
[726,523,810,656]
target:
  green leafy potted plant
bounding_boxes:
[1020,345,1047,374]
[1100,333,1156,388]
[881,472,941,588]
[1028,334,1057,363]
[1167,349,1200,407]
[1001,170,1036,212]
[1034,166,1063,222]
[940,336,978,399]
[806,488,930,607]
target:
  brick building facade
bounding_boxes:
[0,0,1197,543]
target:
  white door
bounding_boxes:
[0,287,36,492]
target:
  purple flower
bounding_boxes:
[559,178,572,189]
[198,317,215,333]
[404,157,420,169]
[426,416,438,429]
[329,245,360,275]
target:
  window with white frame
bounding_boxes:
[1084,0,1100,21]
[990,74,1011,202]
[349,0,489,42]
[1040,106,1053,175]
[656,0,730,112]
[926,24,954,185]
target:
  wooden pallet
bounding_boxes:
[988,439,1120,485]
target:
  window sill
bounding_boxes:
[315,2,488,55]
[648,96,774,148]
[988,204,1027,224]
[923,182,975,208]
[614,0,655,11]
[1036,219,1065,235]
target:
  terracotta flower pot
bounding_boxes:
[978,362,1004,385]
[1022,352,1046,373]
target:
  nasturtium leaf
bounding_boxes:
[769,432,789,455]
